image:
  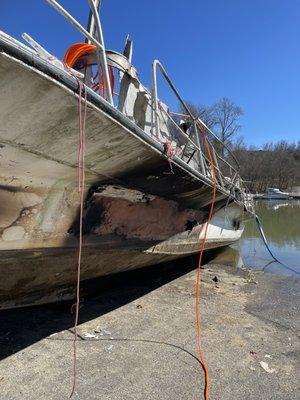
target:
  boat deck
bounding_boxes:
[0,255,298,399]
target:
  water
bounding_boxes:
[234,199,300,277]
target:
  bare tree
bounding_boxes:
[184,102,216,130]
[179,98,299,193]
[181,98,243,153]
[212,97,243,153]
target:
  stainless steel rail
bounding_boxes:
[86,0,101,41]
[151,59,242,192]
[86,0,113,105]
[152,59,206,173]
[196,117,240,171]
[46,0,113,105]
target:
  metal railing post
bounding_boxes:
[87,0,113,105]
[86,0,101,41]
[46,0,113,105]
[150,58,242,195]
[211,146,224,187]
[151,60,160,139]
[193,120,206,176]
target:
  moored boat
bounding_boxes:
[261,188,293,200]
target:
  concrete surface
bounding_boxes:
[0,254,299,399]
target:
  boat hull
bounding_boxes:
[0,40,248,309]
[0,207,244,309]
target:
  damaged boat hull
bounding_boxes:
[0,37,249,309]
[0,202,244,309]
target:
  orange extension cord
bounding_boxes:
[195,122,217,400]
[69,80,87,398]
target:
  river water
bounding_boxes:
[234,199,300,277]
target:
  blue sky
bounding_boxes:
[1,0,299,146]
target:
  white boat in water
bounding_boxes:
[0,1,254,309]
[262,188,292,200]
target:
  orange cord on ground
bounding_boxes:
[195,122,217,400]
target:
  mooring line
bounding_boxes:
[255,214,299,275]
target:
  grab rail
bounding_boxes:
[47,0,113,105]
[151,59,241,192]
[196,117,240,172]
[152,59,206,173]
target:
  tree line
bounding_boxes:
[232,140,300,193]
[183,98,299,193]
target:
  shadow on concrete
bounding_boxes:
[0,250,220,361]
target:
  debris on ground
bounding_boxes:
[1,262,298,400]
[94,328,111,336]
[83,333,97,339]
[260,361,276,373]
[245,270,258,284]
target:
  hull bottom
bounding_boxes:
[0,235,239,310]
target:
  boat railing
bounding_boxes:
[47,0,114,105]
[151,59,241,193]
